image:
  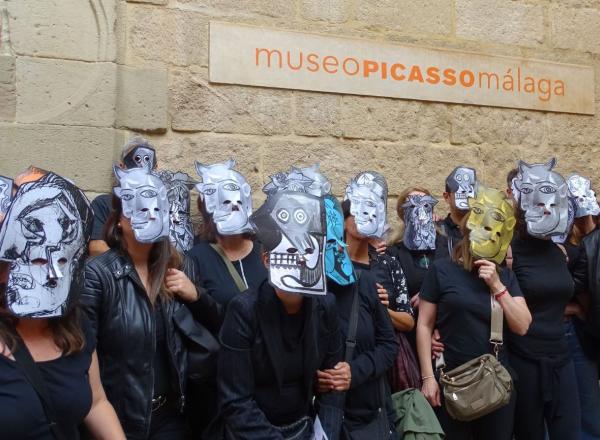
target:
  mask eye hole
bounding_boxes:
[31,258,48,266]
[293,208,307,224]
[277,208,290,223]
[134,154,142,163]
[58,257,68,265]
[456,175,462,181]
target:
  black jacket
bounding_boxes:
[217,281,344,440]
[81,249,222,439]
[573,229,600,338]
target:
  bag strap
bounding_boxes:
[344,274,361,362]
[490,294,504,352]
[12,336,67,440]
[210,243,247,292]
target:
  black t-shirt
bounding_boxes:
[420,257,523,369]
[508,236,574,356]
[436,215,463,256]
[90,193,112,241]
[0,316,96,439]
[186,240,267,307]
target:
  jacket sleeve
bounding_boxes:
[181,255,223,334]
[571,243,589,296]
[217,296,284,440]
[348,279,398,390]
[80,261,104,341]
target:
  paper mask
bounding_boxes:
[446,166,477,211]
[0,176,13,223]
[513,158,569,238]
[344,171,389,238]
[251,190,326,296]
[113,165,170,243]
[157,170,196,252]
[552,198,576,245]
[0,168,92,318]
[195,160,253,236]
[401,195,438,251]
[466,186,516,264]
[122,145,157,170]
[324,195,355,285]
[264,164,332,197]
[567,174,600,218]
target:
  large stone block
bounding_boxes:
[128,5,209,67]
[117,65,168,132]
[300,0,352,23]
[550,5,600,54]
[546,113,600,148]
[0,124,127,192]
[170,67,293,135]
[339,96,450,143]
[16,57,116,127]
[0,56,16,122]
[294,92,342,137]
[5,0,116,61]
[456,0,544,47]
[450,106,546,148]
[127,0,167,4]
[355,0,453,36]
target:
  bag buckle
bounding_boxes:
[490,341,502,359]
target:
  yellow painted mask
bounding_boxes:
[467,186,516,264]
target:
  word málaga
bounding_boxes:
[255,48,565,103]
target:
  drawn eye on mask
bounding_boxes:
[344,171,389,239]
[123,146,157,170]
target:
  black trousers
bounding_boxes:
[149,401,191,440]
[434,387,516,440]
[511,353,581,440]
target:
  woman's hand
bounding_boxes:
[421,377,441,407]
[474,259,503,293]
[319,362,352,392]
[410,292,420,309]
[165,268,198,302]
[376,283,389,307]
[431,329,444,359]
[369,239,387,254]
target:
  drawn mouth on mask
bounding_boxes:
[131,221,151,229]
[270,252,322,288]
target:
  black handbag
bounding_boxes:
[341,275,392,440]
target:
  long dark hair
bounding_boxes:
[450,214,475,272]
[105,196,181,304]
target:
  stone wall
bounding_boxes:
[1,0,600,225]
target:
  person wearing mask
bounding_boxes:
[88,136,159,257]
[82,164,221,439]
[438,166,477,255]
[317,192,398,439]
[216,187,343,439]
[510,159,581,440]
[0,167,125,439]
[417,185,531,440]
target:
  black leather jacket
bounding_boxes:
[81,249,222,439]
[572,229,600,338]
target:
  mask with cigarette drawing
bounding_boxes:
[251,190,326,296]
[0,167,92,318]
[157,170,196,252]
[344,171,389,239]
[195,160,253,236]
[513,158,569,238]
[466,185,516,264]
[446,166,477,211]
[113,164,170,244]
[567,174,600,218]
[402,194,438,250]
[324,195,355,286]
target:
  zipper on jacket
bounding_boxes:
[162,299,186,413]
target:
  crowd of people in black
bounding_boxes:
[0,135,599,440]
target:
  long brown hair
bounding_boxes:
[450,214,475,271]
[105,196,181,304]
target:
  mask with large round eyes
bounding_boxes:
[123,145,157,170]
[446,166,477,211]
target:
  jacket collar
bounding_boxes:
[108,250,147,295]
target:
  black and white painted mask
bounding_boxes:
[122,145,157,170]
[195,160,253,236]
[0,176,13,222]
[446,166,477,211]
[344,171,388,238]
[263,164,332,197]
[402,194,438,250]
[0,168,92,318]
[567,174,600,218]
[251,190,326,296]
[157,170,196,252]
[113,165,170,243]
[513,158,569,238]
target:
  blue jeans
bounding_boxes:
[566,319,600,440]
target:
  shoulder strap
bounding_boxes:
[490,295,504,348]
[12,337,67,440]
[210,243,247,292]
[344,274,361,362]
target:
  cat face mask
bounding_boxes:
[567,174,600,218]
[324,195,355,286]
[466,186,516,264]
[195,160,253,236]
[402,194,438,250]
[157,170,196,252]
[446,166,477,211]
[513,158,569,238]
[344,171,388,239]
[0,168,92,318]
[251,190,326,296]
[113,165,170,243]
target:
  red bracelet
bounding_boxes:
[494,288,508,300]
